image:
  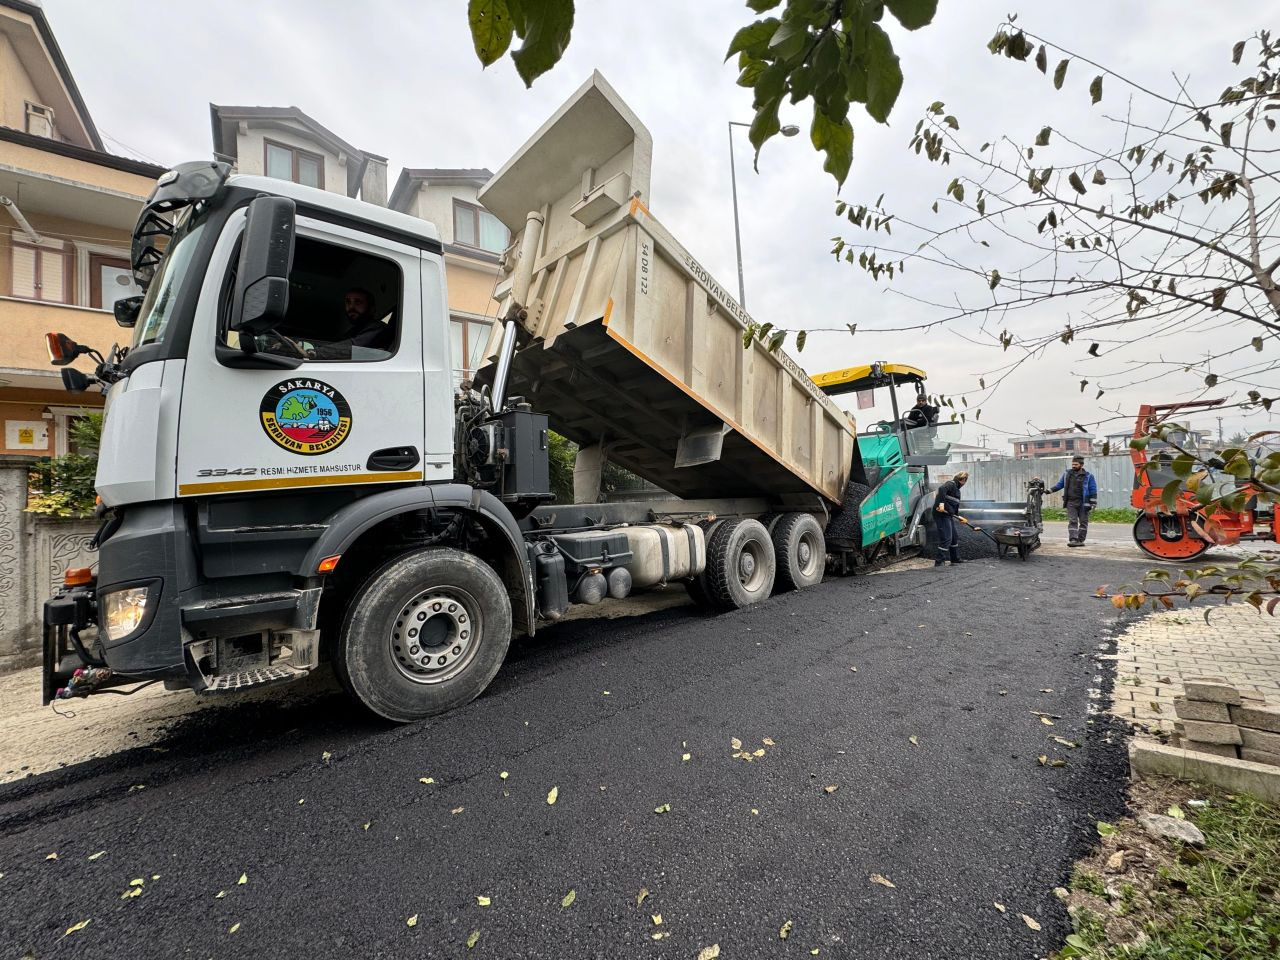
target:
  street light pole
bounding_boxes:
[727,120,799,311]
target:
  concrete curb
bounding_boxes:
[1129,741,1280,804]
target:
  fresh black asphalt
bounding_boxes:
[0,550,1148,959]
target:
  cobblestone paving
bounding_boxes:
[1110,604,1280,733]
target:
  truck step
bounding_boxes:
[201,664,308,694]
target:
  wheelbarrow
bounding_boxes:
[958,479,1046,561]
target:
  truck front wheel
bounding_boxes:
[705,518,776,610]
[336,547,512,722]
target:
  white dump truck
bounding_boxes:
[40,74,945,721]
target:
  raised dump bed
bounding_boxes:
[477,73,855,506]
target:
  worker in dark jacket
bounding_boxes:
[1049,455,1098,546]
[933,471,969,566]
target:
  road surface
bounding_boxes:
[0,548,1147,959]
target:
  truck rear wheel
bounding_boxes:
[772,513,825,591]
[705,518,776,610]
[336,547,512,722]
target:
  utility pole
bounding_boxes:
[1217,416,1224,446]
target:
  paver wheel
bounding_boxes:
[772,513,826,591]
[705,518,776,610]
[336,547,511,722]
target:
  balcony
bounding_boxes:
[0,296,119,389]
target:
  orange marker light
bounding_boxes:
[317,555,341,574]
[64,567,93,586]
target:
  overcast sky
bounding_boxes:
[47,0,1278,448]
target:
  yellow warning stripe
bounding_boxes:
[178,470,423,496]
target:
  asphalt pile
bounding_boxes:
[825,481,869,544]
[925,514,1000,560]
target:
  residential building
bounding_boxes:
[388,168,508,384]
[1011,427,1095,460]
[0,0,165,458]
[1103,427,1210,455]
[947,442,1000,463]
[209,104,387,204]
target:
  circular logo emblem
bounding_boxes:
[259,379,352,455]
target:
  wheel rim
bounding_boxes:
[1132,515,1210,561]
[738,538,768,592]
[389,586,482,684]
[796,528,822,577]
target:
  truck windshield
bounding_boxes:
[132,213,205,349]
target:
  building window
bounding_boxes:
[453,200,509,254]
[264,139,325,189]
[450,315,493,383]
[11,236,70,303]
[88,253,139,309]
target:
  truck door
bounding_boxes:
[175,209,445,498]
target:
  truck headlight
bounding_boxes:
[101,586,151,641]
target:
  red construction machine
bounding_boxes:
[1130,398,1279,560]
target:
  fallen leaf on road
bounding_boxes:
[499,771,509,780]
[999,690,1008,696]
[1040,688,1053,693]
[824,785,839,795]
[811,950,821,956]
[64,919,90,936]
[909,736,919,746]
[238,873,248,885]
[1037,755,1048,766]
[682,752,691,761]
[1168,805,1185,820]
[1020,914,1041,931]
[697,945,721,960]
[763,737,776,746]
[120,888,141,900]
[652,914,663,926]
[1040,716,1055,726]
[1050,759,1067,768]
[467,931,480,949]
[753,748,765,758]
[322,751,332,765]
[1052,737,1079,748]
[993,902,1006,913]
[45,852,57,861]
[780,919,793,939]
[229,922,241,934]
[1096,821,1118,837]
[363,821,372,830]
[477,895,491,907]
[652,931,669,940]
[129,878,144,887]
[547,786,559,805]
[407,915,418,927]
[636,887,649,906]
[731,737,743,751]
[419,777,435,784]
[298,799,305,805]
[561,889,576,908]
[451,807,464,815]
[869,874,896,888]
[850,666,858,672]
[603,690,610,695]
[1150,701,1162,713]
[87,851,105,861]
[654,803,672,814]
[215,891,226,899]
[751,808,759,815]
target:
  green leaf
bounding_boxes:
[748,97,782,167]
[746,0,782,10]
[864,24,904,124]
[1053,59,1069,89]
[795,329,807,351]
[561,888,576,907]
[1232,40,1246,65]
[810,110,854,187]
[468,0,515,67]
[1089,74,1103,104]
[726,17,779,60]
[885,0,938,30]
[767,20,806,61]
[510,0,574,88]
[1096,821,1118,837]
[1035,126,1051,146]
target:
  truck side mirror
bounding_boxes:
[113,295,143,328]
[46,332,86,366]
[230,196,295,337]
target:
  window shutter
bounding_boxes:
[39,248,66,302]
[11,244,36,298]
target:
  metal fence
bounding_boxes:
[937,454,1136,509]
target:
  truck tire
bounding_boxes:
[705,517,776,610]
[772,513,826,591]
[335,547,512,722]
